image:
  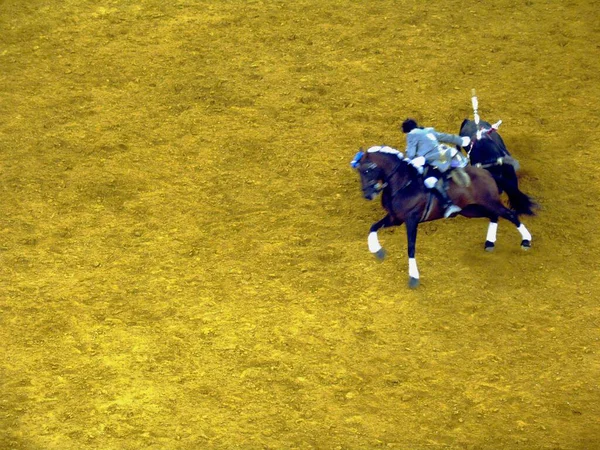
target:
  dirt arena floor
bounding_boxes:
[1,1,599,449]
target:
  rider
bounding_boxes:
[401,118,471,218]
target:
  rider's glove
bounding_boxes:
[461,136,471,147]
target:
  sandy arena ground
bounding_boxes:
[1,1,599,449]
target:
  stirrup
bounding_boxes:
[444,204,461,218]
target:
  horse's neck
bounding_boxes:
[370,153,414,186]
[382,159,407,180]
[384,161,417,191]
[472,140,503,162]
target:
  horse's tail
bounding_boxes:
[496,165,538,216]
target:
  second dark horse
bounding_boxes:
[458,119,538,250]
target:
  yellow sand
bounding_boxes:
[1,1,599,448]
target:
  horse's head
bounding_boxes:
[350,146,407,200]
[461,118,510,166]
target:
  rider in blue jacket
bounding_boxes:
[401,118,470,218]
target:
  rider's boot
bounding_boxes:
[435,178,461,218]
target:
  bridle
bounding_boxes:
[351,149,416,198]
[467,119,503,157]
[362,158,414,198]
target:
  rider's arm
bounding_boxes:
[432,131,464,146]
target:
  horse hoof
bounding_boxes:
[521,240,531,250]
[408,277,420,289]
[484,241,495,252]
[374,249,387,261]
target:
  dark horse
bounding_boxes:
[351,146,534,288]
[458,119,538,250]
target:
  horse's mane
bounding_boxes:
[366,145,403,158]
[366,146,420,179]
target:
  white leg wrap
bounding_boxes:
[486,222,498,243]
[408,258,419,279]
[368,232,382,253]
[517,224,532,241]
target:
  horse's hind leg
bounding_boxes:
[485,217,499,252]
[456,205,499,251]
[496,206,532,250]
[517,223,532,250]
[467,201,532,250]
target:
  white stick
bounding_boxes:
[471,88,480,125]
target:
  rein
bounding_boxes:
[385,161,432,222]
[473,157,507,169]
[467,129,508,169]
[384,162,415,198]
[419,191,435,222]
[364,154,434,222]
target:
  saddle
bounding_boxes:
[430,144,469,173]
[425,146,470,187]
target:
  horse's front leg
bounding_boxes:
[368,214,398,260]
[485,216,499,251]
[405,216,420,289]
